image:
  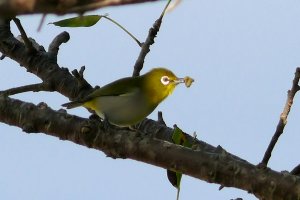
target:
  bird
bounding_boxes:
[62,68,190,127]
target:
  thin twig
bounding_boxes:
[37,14,47,32]
[0,83,53,96]
[71,66,92,90]
[160,0,172,17]
[166,0,182,13]
[260,67,300,166]
[13,18,36,53]
[132,0,172,77]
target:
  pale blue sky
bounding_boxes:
[1,0,300,199]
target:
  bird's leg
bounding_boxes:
[102,114,115,130]
[90,113,114,130]
[89,113,101,122]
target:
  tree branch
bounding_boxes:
[48,31,70,60]
[13,17,36,53]
[0,95,300,200]
[291,164,300,176]
[0,82,53,96]
[260,67,300,166]
[0,0,162,17]
[132,0,171,76]
[0,19,93,100]
[1,9,300,200]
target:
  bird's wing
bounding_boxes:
[85,77,141,100]
[61,77,141,109]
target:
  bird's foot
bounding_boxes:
[127,125,145,136]
[102,117,115,130]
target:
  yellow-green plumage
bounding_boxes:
[62,68,184,127]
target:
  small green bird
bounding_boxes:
[62,68,192,127]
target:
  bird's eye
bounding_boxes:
[161,76,170,85]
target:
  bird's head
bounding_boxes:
[141,68,184,104]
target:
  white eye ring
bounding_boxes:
[161,76,170,85]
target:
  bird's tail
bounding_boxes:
[61,101,83,109]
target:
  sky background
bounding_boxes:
[1,0,300,199]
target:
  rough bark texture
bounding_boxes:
[0,0,161,17]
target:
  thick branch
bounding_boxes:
[0,0,161,17]
[1,96,300,200]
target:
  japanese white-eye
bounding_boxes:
[62,68,193,127]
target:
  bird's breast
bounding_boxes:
[85,92,156,127]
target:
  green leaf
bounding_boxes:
[172,125,192,148]
[176,172,182,200]
[169,126,184,189]
[167,126,187,190]
[50,15,102,27]
[167,170,178,187]
[167,170,182,200]
[175,171,182,188]
[167,125,194,200]
[167,170,182,188]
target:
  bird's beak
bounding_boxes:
[173,78,185,85]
